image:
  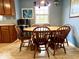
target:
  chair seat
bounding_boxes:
[33,38,48,45]
[21,36,31,40]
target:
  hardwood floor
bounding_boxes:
[0,40,79,59]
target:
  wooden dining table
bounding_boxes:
[23,26,61,51]
[23,26,60,32]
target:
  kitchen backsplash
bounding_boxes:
[0,16,17,25]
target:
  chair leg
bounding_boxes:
[34,45,37,58]
[45,45,50,57]
[19,42,23,51]
[53,43,56,56]
[28,39,31,46]
[63,44,66,54]
[66,38,69,46]
[29,40,34,51]
[27,40,30,48]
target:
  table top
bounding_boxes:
[18,25,29,27]
[23,26,59,32]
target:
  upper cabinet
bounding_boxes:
[0,0,4,15]
[0,0,15,16]
[4,0,12,15]
[10,0,15,15]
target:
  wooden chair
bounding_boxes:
[32,26,50,58]
[57,25,71,46]
[49,26,70,55]
[16,27,31,51]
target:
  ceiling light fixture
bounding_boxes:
[33,0,50,8]
[53,0,61,6]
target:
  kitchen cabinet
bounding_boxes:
[0,0,4,15]
[0,0,15,16]
[10,0,15,15]
[1,26,10,42]
[4,0,12,15]
[0,28,2,42]
[0,24,17,43]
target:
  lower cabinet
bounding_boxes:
[0,29,2,42]
[0,24,17,43]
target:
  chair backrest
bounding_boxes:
[16,27,31,40]
[57,25,71,38]
[15,27,23,39]
[50,26,71,43]
[32,26,50,44]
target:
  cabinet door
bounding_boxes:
[1,27,10,43]
[0,0,4,15]
[4,0,11,15]
[10,0,15,15]
[9,26,17,42]
[0,28,2,43]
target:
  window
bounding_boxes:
[35,6,49,24]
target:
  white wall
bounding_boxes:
[0,0,63,25]
[18,0,62,25]
[49,0,62,25]
[62,0,79,47]
[15,0,21,20]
